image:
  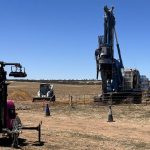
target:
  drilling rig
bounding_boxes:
[0,62,26,146]
[94,6,142,104]
[0,62,27,131]
[0,61,42,147]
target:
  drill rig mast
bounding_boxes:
[95,6,142,104]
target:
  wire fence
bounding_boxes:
[39,91,150,108]
[55,94,96,105]
[54,92,150,106]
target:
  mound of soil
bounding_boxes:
[8,89,32,101]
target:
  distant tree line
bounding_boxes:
[8,79,102,85]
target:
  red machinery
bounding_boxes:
[0,61,42,148]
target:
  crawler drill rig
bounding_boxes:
[95,6,142,104]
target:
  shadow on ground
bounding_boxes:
[0,137,27,149]
[32,141,45,146]
[0,137,45,149]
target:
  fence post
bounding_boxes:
[76,95,77,105]
[68,94,70,103]
[42,99,45,111]
[70,95,73,108]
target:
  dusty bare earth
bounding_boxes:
[0,81,150,150]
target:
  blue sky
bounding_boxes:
[0,0,150,79]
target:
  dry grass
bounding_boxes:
[0,81,149,150]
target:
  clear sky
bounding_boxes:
[0,0,150,80]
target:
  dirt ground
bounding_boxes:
[0,81,150,150]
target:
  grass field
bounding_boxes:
[0,81,149,150]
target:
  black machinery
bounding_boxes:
[95,6,142,104]
[0,61,42,147]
